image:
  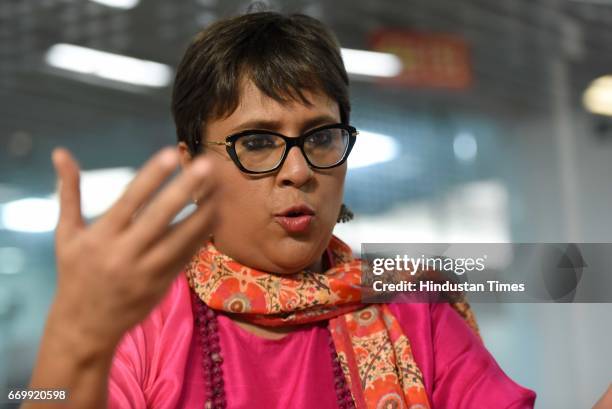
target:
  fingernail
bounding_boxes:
[192,158,212,176]
[51,148,63,167]
[159,148,178,168]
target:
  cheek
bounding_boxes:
[318,172,346,220]
[218,172,271,219]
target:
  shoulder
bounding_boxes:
[115,273,191,347]
[387,301,481,345]
[114,272,193,357]
[386,301,470,345]
[385,302,536,408]
[108,273,194,407]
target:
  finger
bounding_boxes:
[125,155,216,251]
[52,148,84,238]
[100,147,179,231]
[137,189,218,283]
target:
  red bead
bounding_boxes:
[211,352,223,363]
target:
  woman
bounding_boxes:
[25,12,536,409]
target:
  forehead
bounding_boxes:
[203,79,342,141]
[230,79,340,124]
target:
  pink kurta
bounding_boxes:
[108,273,536,408]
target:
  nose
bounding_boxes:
[276,146,314,188]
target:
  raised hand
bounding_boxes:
[49,146,218,353]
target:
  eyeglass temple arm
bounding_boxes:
[202,141,232,146]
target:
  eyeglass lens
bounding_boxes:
[234,127,350,172]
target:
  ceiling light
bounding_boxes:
[1,167,135,233]
[583,75,612,116]
[1,198,58,233]
[45,43,173,88]
[89,0,139,9]
[76,167,135,218]
[348,130,399,169]
[341,48,403,78]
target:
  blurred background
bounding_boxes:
[0,0,611,407]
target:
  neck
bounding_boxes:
[307,248,330,273]
[306,257,323,274]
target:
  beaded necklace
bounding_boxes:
[192,291,356,409]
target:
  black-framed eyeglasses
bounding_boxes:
[196,123,358,174]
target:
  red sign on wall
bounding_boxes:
[369,29,472,89]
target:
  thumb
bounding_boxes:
[52,148,84,237]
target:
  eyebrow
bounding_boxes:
[228,114,340,135]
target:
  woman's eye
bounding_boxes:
[307,131,333,147]
[241,135,278,151]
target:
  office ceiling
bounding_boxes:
[0,0,610,194]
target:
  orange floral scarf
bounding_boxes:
[186,234,478,409]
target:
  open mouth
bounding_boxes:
[274,205,315,233]
[276,205,316,218]
[286,210,307,217]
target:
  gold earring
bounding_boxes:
[336,203,354,223]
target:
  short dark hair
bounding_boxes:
[171,11,351,155]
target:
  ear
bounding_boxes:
[177,141,192,170]
[177,141,201,205]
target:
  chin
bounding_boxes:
[271,235,325,273]
[273,254,315,274]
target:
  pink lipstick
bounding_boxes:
[274,204,316,234]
